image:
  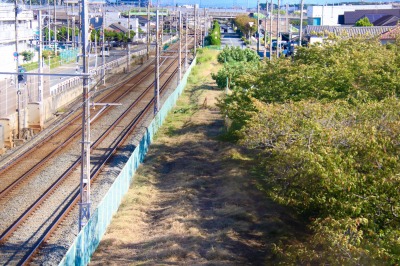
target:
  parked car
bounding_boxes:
[100,47,110,57]
[272,41,287,50]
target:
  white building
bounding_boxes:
[0,3,35,72]
[307,4,393,26]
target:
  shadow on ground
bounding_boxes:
[90,106,306,265]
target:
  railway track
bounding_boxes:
[0,40,193,265]
[0,59,157,198]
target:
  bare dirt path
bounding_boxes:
[90,51,303,265]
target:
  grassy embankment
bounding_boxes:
[90,48,304,265]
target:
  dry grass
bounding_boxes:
[90,49,304,265]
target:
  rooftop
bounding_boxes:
[304,25,394,37]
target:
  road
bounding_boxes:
[221,32,244,48]
[219,24,246,49]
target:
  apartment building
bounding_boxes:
[0,3,35,73]
[307,4,393,26]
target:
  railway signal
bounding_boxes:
[17,66,26,83]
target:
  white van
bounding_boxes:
[100,47,110,57]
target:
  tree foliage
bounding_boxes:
[21,50,34,61]
[290,18,308,26]
[215,36,400,262]
[212,46,259,93]
[241,98,400,264]
[44,26,136,43]
[102,29,135,43]
[207,20,221,46]
[44,26,79,42]
[355,17,373,27]
[233,15,257,38]
[212,61,258,89]
[272,9,286,15]
[219,37,400,127]
[42,50,53,59]
[217,46,259,64]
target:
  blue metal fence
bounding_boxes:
[59,48,79,64]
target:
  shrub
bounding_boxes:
[42,50,54,59]
[21,50,34,62]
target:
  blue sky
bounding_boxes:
[167,0,387,8]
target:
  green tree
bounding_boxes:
[104,29,117,42]
[272,9,286,15]
[290,18,308,26]
[355,17,373,26]
[42,50,53,59]
[44,27,54,42]
[208,20,221,45]
[212,61,258,89]
[217,46,259,64]
[127,30,136,42]
[241,98,400,264]
[233,15,256,38]
[215,34,400,263]
[218,36,400,129]
[90,29,100,42]
[21,50,34,62]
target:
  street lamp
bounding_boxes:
[248,21,254,45]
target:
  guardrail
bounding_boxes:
[49,49,147,96]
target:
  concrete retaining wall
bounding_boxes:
[45,48,150,121]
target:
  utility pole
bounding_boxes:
[174,11,176,37]
[94,34,98,69]
[269,0,273,60]
[160,10,163,48]
[185,12,188,69]
[72,16,75,48]
[78,1,82,51]
[79,0,91,231]
[102,8,105,85]
[277,0,280,58]
[178,11,182,82]
[38,10,43,103]
[54,0,57,55]
[199,12,202,47]
[127,8,130,72]
[67,6,70,43]
[72,3,76,48]
[154,9,160,114]
[264,0,268,58]
[47,0,50,46]
[299,0,304,47]
[14,0,21,139]
[286,3,289,33]
[146,2,150,60]
[203,8,206,47]
[256,0,259,53]
[194,5,196,55]
[127,7,131,37]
